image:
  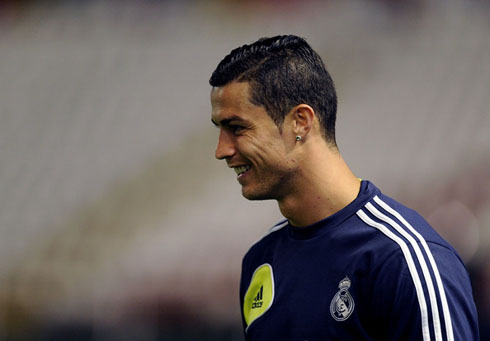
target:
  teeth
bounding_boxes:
[234,165,250,176]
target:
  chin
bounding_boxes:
[241,187,275,201]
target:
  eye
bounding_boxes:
[230,125,246,135]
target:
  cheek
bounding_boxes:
[257,142,285,161]
[236,136,266,156]
[237,134,289,164]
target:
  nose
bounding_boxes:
[215,129,236,160]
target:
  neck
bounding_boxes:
[277,143,361,227]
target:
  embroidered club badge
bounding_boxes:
[330,276,355,321]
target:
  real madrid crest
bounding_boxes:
[330,276,355,321]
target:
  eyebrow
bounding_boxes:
[211,115,247,127]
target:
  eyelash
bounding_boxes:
[230,125,245,135]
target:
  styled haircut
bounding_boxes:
[209,35,337,145]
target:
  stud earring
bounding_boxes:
[296,135,302,141]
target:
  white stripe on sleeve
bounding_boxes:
[373,196,453,341]
[366,201,442,341]
[356,209,431,341]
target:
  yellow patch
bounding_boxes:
[243,263,274,329]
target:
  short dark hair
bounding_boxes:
[209,35,337,145]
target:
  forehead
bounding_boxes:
[211,82,263,125]
[211,81,251,107]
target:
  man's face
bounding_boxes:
[211,82,299,200]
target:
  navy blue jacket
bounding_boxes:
[240,181,479,340]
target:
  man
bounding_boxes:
[209,35,478,340]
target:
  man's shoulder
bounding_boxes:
[242,219,288,263]
[247,219,288,250]
[359,192,454,248]
[354,190,468,288]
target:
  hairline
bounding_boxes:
[214,79,337,148]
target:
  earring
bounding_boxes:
[296,135,302,141]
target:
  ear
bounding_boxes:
[290,104,315,139]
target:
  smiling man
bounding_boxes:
[209,35,478,340]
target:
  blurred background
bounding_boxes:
[0,0,489,339]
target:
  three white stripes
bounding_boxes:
[357,196,453,341]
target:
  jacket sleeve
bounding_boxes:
[369,243,479,340]
[429,243,479,340]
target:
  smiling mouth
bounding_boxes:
[234,165,251,177]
